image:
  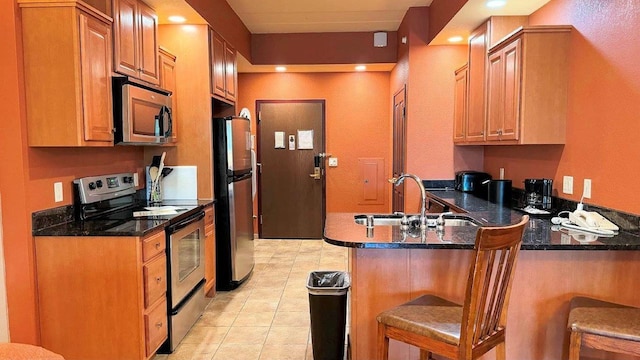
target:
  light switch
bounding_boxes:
[54,182,63,202]
[328,158,338,167]
[133,173,139,187]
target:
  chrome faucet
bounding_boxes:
[390,173,427,229]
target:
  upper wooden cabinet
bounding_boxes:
[466,22,489,143]
[210,29,237,103]
[453,64,468,143]
[485,26,571,144]
[457,16,529,145]
[113,0,159,85]
[19,0,114,147]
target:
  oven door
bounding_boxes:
[166,211,205,307]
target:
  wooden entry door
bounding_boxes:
[257,101,325,239]
[392,86,407,213]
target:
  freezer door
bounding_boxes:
[228,176,255,281]
[226,117,252,173]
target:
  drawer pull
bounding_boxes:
[156,277,162,283]
[155,242,161,249]
[155,321,163,328]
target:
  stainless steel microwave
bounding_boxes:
[113,77,175,145]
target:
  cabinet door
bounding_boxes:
[138,1,159,84]
[453,65,468,142]
[79,13,114,142]
[486,50,504,141]
[113,0,138,78]
[210,30,226,98]
[500,38,521,141]
[224,44,237,102]
[466,22,488,142]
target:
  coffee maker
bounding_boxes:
[523,179,553,210]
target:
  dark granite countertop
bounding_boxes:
[33,199,215,237]
[324,190,640,250]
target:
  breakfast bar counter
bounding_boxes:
[325,191,640,360]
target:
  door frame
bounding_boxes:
[392,86,407,213]
[255,100,327,239]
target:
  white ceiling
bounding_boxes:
[146,0,551,72]
[225,0,433,33]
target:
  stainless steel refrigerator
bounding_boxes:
[213,116,255,290]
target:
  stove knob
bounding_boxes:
[96,180,103,188]
[88,182,96,190]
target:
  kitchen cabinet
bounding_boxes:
[113,0,159,85]
[466,22,489,143]
[19,0,114,147]
[453,64,468,143]
[210,29,237,103]
[35,230,168,360]
[159,47,177,140]
[485,26,571,144]
[457,16,529,144]
[204,204,216,297]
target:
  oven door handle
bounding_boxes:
[166,211,205,234]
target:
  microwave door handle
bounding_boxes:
[159,106,172,137]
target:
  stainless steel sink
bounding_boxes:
[354,214,479,227]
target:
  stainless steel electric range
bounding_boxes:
[73,172,209,353]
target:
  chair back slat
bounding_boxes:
[459,215,529,357]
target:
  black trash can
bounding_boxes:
[307,271,350,360]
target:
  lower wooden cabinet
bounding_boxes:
[204,204,216,297]
[35,230,168,360]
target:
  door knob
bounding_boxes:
[309,168,321,180]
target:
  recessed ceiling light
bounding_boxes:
[486,0,506,8]
[275,66,287,72]
[168,15,186,23]
[448,36,464,43]
[355,65,367,72]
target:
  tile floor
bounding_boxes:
[153,238,349,360]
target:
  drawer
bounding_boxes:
[143,255,167,307]
[142,231,165,262]
[145,298,168,357]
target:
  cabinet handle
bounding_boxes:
[156,276,162,283]
[155,322,163,328]
[155,242,161,249]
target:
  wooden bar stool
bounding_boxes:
[0,343,65,359]
[376,215,529,360]
[568,296,640,359]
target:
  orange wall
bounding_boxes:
[186,0,251,59]
[252,32,398,65]
[392,7,483,212]
[238,72,392,213]
[483,0,640,215]
[1,0,146,342]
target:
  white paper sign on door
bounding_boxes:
[274,131,285,149]
[297,130,314,150]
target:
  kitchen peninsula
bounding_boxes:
[325,190,640,360]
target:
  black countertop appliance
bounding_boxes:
[455,171,491,197]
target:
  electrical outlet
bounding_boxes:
[328,158,338,167]
[54,182,63,202]
[133,173,139,187]
[583,179,592,199]
[563,176,573,195]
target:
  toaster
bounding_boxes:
[455,171,492,194]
